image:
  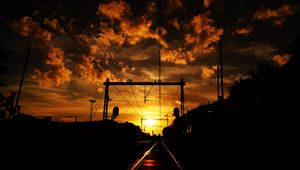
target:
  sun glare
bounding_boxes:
[144,119,157,127]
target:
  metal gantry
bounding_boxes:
[102,78,186,120]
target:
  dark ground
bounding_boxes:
[164,129,297,170]
[1,114,154,170]
[1,114,297,170]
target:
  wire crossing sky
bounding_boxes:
[1,0,299,127]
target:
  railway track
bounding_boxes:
[129,140,183,170]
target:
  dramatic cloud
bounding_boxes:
[190,12,213,34]
[11,16,52,42]
[170,18,180,30]
[160,11,223,65]
[43,18,65,33]
[78,55,115,84]
[203,0,212,9]
[200,65,217,79]
[166,0,184,12]
[97,1,167,48]
[235,26,253,36]
[253,4,296,26]
[147,1,157,13]
[97,22,125,47]
[161,48,194,65]
[119,61,136,77]
[2,0,299,125]
[185,11,223,55]
[32,47,72,87]
[119,17,168,48]
[272,53,291,66]
[235,43,276,59]
[120,16,157,45]
[98,0,130,20]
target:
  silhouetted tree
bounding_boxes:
[184,38,300,132]
[227,38,300,128]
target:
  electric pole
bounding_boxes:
[89,98,96,121]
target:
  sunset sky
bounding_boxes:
[1,0,299,131]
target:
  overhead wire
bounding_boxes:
[131,86,143,115]
[46,1,136,108]
[91,87,105,116]
[41,1,181,123]
[113,86,142,118]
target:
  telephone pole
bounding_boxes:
[89,98,96,121]
[14,46,30,117]
[217,39,224,102]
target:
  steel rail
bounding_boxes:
[162,141,183,170]
[128,140,183,170]
[128,141,159,170]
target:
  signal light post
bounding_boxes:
[102,78,186,120]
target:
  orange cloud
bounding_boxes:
[160,12,222,65]
[119,61,136,76]
[147,1,157,13]
[77,34,94,46]
[11,16,52,42]
[253,4,296,26]
[89,45,98,55]
[120,16,156,45]
[75,34,101,55]
[235,26,253,36]
[98,0,130,20]
[203,0,212,8]
[190,12,213,34]
[119,16,168,48]
[161,48,195,65]
[157,27,169,48]
[97,1,168,48]
[166,0,183,12]
[200,65,217,79]
[97,22,125,47]
[43,18,65,33]
[33,47,72,87]
[185,11,223,55]
[170,18,180,30]
[273,54,291,66]
[78,55,115,84]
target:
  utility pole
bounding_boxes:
[217,39,224,102]
[157,0,162,122]
[89,98,96,121]
[103,79,185,120]
[14,46,30,117]
[103,78,109,120]
[180,78,185,116]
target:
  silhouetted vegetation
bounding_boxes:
[162,40,300,169]
[163,39,300,138]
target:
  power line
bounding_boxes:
[43,1,185,123]
[144,84,154,103]
[131,86,143,113]
[157,0,162,123]
[112,86,141,117]
[91,87,105,115]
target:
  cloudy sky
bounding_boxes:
[1,0,299,127]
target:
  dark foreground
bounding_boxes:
[1,114,297,170]
[1,114,153,170]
